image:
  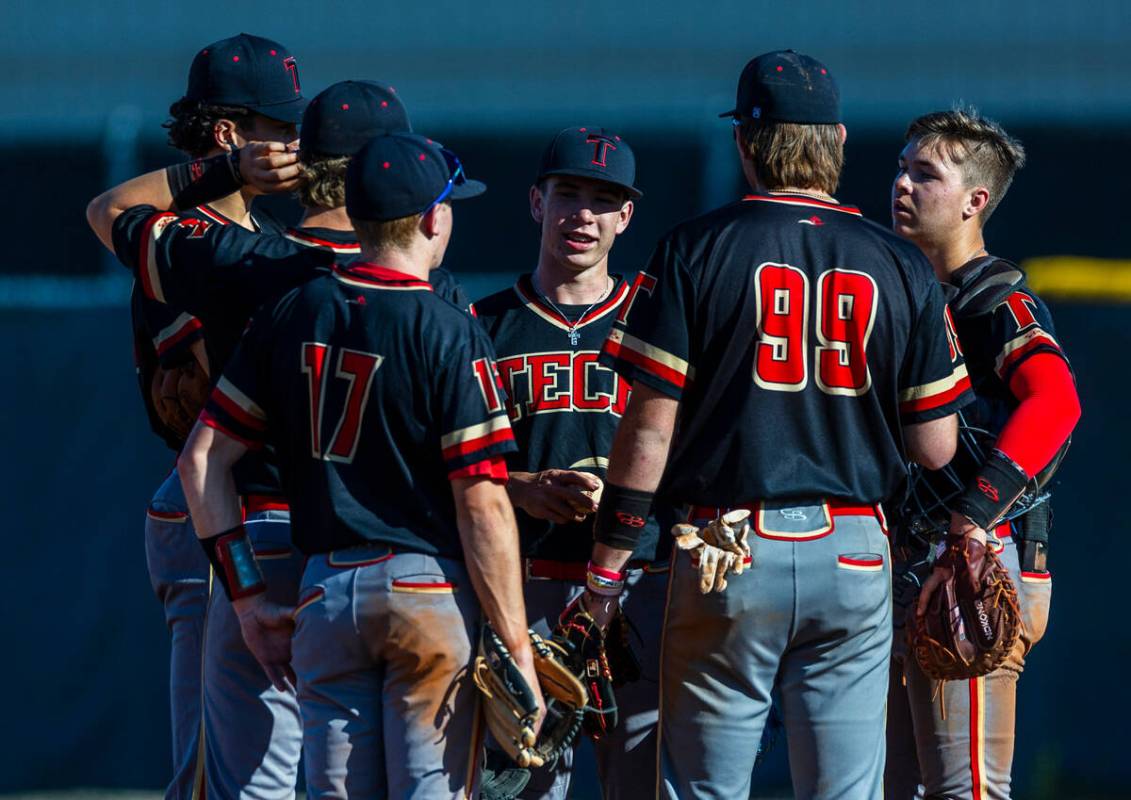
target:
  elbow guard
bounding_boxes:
[592,484,654,552]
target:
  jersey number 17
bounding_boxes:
[302,343,384,463]
[753,263,878,397]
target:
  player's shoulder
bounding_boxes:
[471,279,525,321]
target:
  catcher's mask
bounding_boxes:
[898,409,1069,546]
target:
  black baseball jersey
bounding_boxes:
[202,261,517,557]
[943,256,1070,436]
[601,193,974,506]
[112,205,471,373]
[131,287,203,450]
[474,274,662,563]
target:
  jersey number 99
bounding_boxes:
[753,263,878,397]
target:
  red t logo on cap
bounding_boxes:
[587,134,617,168]
[283,57,301,94]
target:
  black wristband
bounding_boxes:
[592,484,654,552]
[953,449,1030,530]
[199,523,266,602]
[165,150,243,211]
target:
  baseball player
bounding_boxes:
[177,131,544,799]
[581,51,974,799]
[885,108,1081,800]
[90,79,462,800]
[473,126,668,799]
[85,32,305,800]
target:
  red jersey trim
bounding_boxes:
[285,229,361,254]
[139,212,178,302]
[899,375,972,414]
[332,262,434,291]
[994,329,1063,379]
[603,328,688,389]
[155,314,203,356]
[742,193,863,217]
[441,427,516,460]
[513,275,629,333]
[209,383,267,432]
[449,455,510,482]
[199,409,265,451]
[195,205,232,226]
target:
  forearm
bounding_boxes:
[590,384,678,570]
[178,422,245,537]
[455,478,532,661]
[87,169,175,252]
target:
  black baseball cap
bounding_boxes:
[300,81,411,159]
[536,126,642,199]
[719,50,840,124]
[346,133,486,222]
[185,33,307,124]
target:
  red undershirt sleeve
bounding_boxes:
[994,352,1081,477]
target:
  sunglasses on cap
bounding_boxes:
[423,148,466,214]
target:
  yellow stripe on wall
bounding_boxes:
[1024,257,1131,301]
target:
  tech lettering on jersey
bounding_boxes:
[496,349,631,422]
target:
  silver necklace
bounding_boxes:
[534,275,613,346]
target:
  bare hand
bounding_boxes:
[580,589,621,631]
[512,649,547,739]
[508,470,601,524]
[239,142,302,195]
[233,594,298,692]
[916,513,988,617]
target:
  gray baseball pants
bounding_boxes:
[144,468,209,800]
[660,504,892,800]
[291,545,484,799]
[885,529,1052,800]
[202,506,304,799]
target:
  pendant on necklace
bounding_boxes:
[569,330,580,346]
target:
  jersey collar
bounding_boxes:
[742,192,862,217]
[513,273,629,333]
[333,261,434,291]
[285,227,362,254]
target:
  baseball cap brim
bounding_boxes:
[539,167,642,199]
[718,108,741,119]
[451,179,487,200]
[247,97,308,124]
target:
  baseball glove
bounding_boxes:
[910,534,1022,681]
[553,596,641,740]
[472,623,588,769]
[672,509,752,593]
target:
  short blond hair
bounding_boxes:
[296,154,350,209]
[905,107,1026,223]
[351,214,422,252]
[737,120,843,195]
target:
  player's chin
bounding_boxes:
[891,217,917,238]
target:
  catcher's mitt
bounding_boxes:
[672,509,752,593]
[150,359,211,441]
[553,596,641,740]
[472,623,587,769]
[910,534,1021,681]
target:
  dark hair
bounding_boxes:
[905,106,1026,223]
[163,98,253,158]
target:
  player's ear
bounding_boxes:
[529,184,544,224]
[213,118,240,152]
[837,123,847,145]
[965,186,991,222]
[615,199,635,234]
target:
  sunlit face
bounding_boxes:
[531,176,634,272]
[891,137,975,244]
